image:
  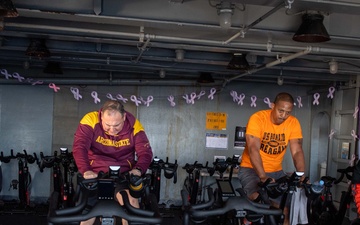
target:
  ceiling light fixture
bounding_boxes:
[175,49,185,61]
[159,69,166,78]
[329,59,338,74]
[0,0,19,17]
[293,12,330,43]
[217,2,234,29]
[227,53,250,70]
[277,69,284,86]
[25,39,51,59]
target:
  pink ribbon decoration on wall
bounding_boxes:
[116,94,128,103]
[168,95,176,107]
[263,97,272,108]
[91,91,101,104]
[70,87,82,100]
[48,83,60,92]
[130,95,142,106]
[297,96,303,108]
[208,88,216,100]
[313,93,320,105]
[250,95,257,107]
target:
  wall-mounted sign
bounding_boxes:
[206,112,227,130]
[205,133,228,149]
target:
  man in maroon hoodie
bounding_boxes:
[72,100,153,225]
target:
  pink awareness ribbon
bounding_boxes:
[327,86,335,99]
[183,92,197,104]
[230,91,238,103]
[237,93,245,105]
[351,130,358,141]
[297,96,303,108]
[168,95,176,107]
[250,95,257,107]
[91,91,101,104]
[48,83,60,92]
[0,69,12,79]
[106,93,116,100]
[12,72,25,82]
[116,94,128,103]
[208,88,216,100]
[130,95,141,106]
[197,91,206,100]
[354,106,359,119]
[27,78,43,85]
[70,87,82,100]
[140,96,154,107]
[263,97,272,108]
[313,93,320,105]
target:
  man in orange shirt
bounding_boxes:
[238,92,306,225]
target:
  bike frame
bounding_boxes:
[310,166,354,225]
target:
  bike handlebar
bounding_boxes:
[320,166,354,187]
[48,171,162,225]
[190,195,282,218]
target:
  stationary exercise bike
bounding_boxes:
[310,166,354,225]
[37,148,78,209]
[181,185,283,225]
[183,161,215,205]
[1,149,37,211]
[47,166,163,225]
[146,156,178,203]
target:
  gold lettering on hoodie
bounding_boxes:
[96,136,130,147]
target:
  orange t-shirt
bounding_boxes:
[240,109,303,172]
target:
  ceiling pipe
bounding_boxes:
[222,47,312,87]
[17,0,360,32]
[300,0,360,7]
[224,1,285,44]
[6,21,360,59]
[0,78,224,86]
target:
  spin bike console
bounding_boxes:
[47,166,162,225]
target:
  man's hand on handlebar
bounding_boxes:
[83,170,98,179]
[129,168,142,176]
[260,176,275,183]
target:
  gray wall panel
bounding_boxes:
[0,85,53,201]
[0,83,315,204]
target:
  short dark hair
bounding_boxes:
[101,100,125,115]
[274,92,294,104]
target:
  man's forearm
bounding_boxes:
[293,150,306,173]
